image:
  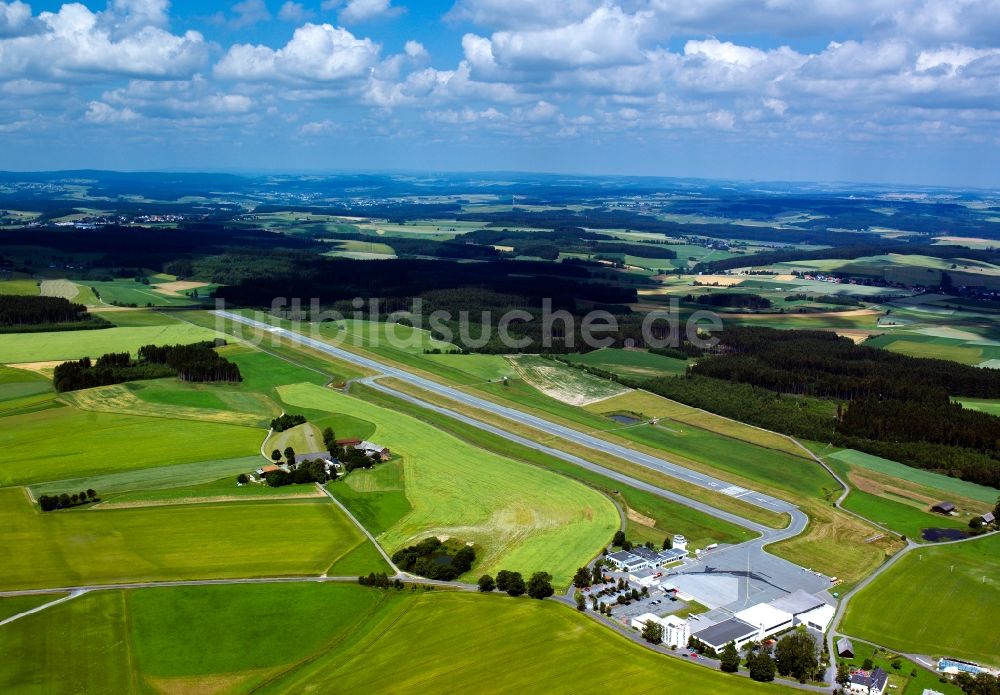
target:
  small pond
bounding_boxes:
[921,527,970,542]
[608,413,642,425]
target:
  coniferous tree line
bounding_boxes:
[53,341,240,392]
[0,295,110,332]
[690,292,773,309]
[137,341,242,382]
[637,327,1000,487]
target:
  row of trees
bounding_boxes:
[391,537,476,581]
[38,489,98,511]
[701,629,820,684]
[477,570,554,599]
[689,292,773,309]
[0,295,90,326]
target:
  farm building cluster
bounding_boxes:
[250,439,391,483]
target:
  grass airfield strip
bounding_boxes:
[278,382,619,587]
[0,487,389,591]
[0,585,796,694]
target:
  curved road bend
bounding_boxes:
[214,311,803,526]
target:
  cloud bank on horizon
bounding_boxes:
[0,0,998,185]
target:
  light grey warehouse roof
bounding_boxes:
[768,589,826,615]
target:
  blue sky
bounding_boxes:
[1,1,999,187]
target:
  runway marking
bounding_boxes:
[721,485,750,497]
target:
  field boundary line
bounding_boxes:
[315,482,402,575]
[0,589,87,627]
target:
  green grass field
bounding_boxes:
[27,456,264,498]
[842,533,1000,665]
[353,384,754,548]
[60,381,279,427]
[419,352,514,381]
[0,487,389,590]
[278,382,619,586]
[0,279,40,295]
[956,398,1000,416]
[0,406,261,486]
[829,449,1000,504]
[0,594,66,622]
[841,489,968,539]
[0,323,221,362]
[86,279,201,307]
[328,460,413,536]
[258,592,792,694]
[39,279,97,304]
[564,348,688,380]
[0,586,796,694]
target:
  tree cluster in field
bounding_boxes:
[137,341,242,382]
[0,294,110,333]
[38,489,97,511]
[392,537,475,581]
[639,327,1000,487]
[270,413,306,432]
[263,459,331,487]
[688,292,773,309]
[53,341,240,392]
[357,573,404,590]
[478,570,554,599]
[53,355,176,392]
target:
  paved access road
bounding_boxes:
[215,311,800,522]
[215,311,824,603]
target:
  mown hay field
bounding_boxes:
[278,382,619,586]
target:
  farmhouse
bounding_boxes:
[356,441,391,461]
[837,637,855,658]
[256,464,281,477]
[291,451,343,475]
[980,511,995,525]
[931,501,956,515]
[335,438,362,446]
[692,618,759,652]
[607,551,649,572]
[848,667,888,695]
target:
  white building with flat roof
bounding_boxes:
[733,603,794,641]
[796,603,835,632]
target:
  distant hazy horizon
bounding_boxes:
[1,1,998,187]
